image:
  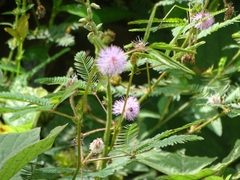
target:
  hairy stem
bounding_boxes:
[101,77,113,169]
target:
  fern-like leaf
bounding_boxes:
[34,76,72,85]
[136,119,204,153]
[74,51,97,82]
[139,135,203,152]
[198,13,240,39]
[114,123,139,150]
[0,92,50,106]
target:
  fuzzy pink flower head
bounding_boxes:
[96,45,127,76]
[112,96,140,121]
[192,12,214,30]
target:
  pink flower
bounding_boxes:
[96,45,127,76]
[113,96,140,121]
[192,12,214,30]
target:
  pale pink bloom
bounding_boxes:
[96,45,127,76]
[113,96,140,121]
[192,12,214,30]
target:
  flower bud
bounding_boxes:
[89,138,104,154]
[90,3,101,10]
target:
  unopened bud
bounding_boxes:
[90,3,100,9]
[89,138,104,154]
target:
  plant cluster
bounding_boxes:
[1,0,240,179]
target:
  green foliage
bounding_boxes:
[136,149,217,175]
[0,92,50,106]
[1,0,240,179]
[0,124,67,180]
[74,51,97,83]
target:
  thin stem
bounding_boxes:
[139,72,166,103]
[82,127,114,138]
[101,77,113,169]
[110,68,135,148]
[146,60,151,89]
[203,0,211,10]
[50,109,76,121]
[88,113,106,124]
[93,92,107,113]
[72,65,97,180]
[85,154,127,163]
[16,41,23,76]
[161,101,190,125]
[141,101,190,139]
[187,111,226,134]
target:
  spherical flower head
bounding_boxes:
[96,45,127,76]
[207,94,222,105]
[112,96,140,121]
[192,12,214,30]
[89,138,104,154]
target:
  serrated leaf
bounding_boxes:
[88,156,131,178]
[74,51,97,83]
[0,92,50,106]
[0,124,67,179]
[136,120,204,152]
[139,135,203,152]
[34,76,73,85]
[136,149,217,175]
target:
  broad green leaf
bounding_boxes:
[0,124,67,180]
[0,128,40,169]
[163,169,217,180]
[205,176,224,180]
[221,139,240,168]
[58,4,86,17]
[136,149,217,175]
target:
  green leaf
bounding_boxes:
[146,47,195,75]
[136,149,217,175]
[74,51,97,83]
[0,124,67,179]
[113,123,139,154]
[16,14,30,40]
[205,176,224,180]
[150,42,196,54]
[34,76,73,85]
[0,92,50,106]
[198,14,240,39]
[58,4,86,17]
[136,120,204,152]
[218,139,240,169]
[88,156,131,178]
[138,134,203,152]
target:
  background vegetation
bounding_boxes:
[1,0,240,179]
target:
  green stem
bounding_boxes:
[72,65,97,180]
[187,111,226,134]
[139,72,166,103]
[101,77,113,169]
[16,40,24,76]
[27,48,70,78]
[110,68,135,148]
